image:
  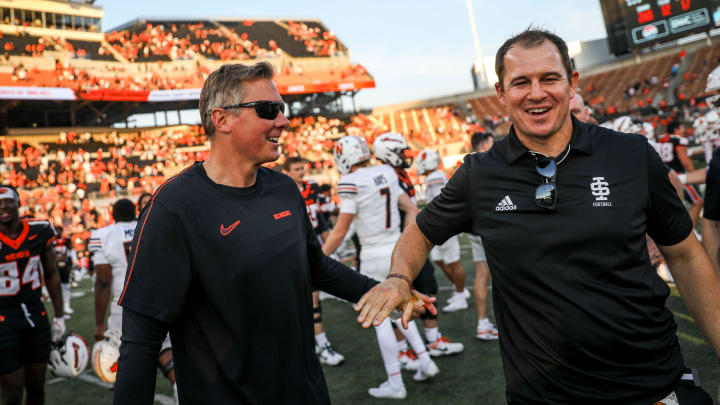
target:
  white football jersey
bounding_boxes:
[89,221,137,300]
[337,164,402,247]
[424,169,448,202]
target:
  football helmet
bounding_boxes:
[333,135,371,175]
[92,329,121,383]
[613,116,634,133]
[415,149,440,175]
[707,65,720,107]
[49,332,90,378]
[640,122,655,139]
[373,132,410,168]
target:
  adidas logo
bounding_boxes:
[495,195,517,212]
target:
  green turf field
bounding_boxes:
[46,234,718,404]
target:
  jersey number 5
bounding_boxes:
[0,256,41,296]
[380,187,391,229]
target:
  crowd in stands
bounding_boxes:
[286,20,342,57]
[1,126,207,239]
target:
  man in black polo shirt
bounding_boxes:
[355,29,720,404]
[112,62,392,405]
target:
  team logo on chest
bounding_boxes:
[590,177,612,207]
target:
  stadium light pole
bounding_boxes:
[466,0,489,88]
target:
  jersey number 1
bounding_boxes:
[380,187,391,229]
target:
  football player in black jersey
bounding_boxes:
[0,185,65,405]
[283,157,344,366]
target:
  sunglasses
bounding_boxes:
[535,157,557,210]
[217,100,285,120]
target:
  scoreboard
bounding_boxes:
[601,0,720,52]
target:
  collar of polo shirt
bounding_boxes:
[505,115,594,163]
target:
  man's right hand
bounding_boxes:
[354,278,436,329]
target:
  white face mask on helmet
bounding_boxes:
[706,65,720,107]
[49,332,90,378]
[415,149,440,175]
[92,329,122,383]
[333,135,371,175]
[373,132,410,168]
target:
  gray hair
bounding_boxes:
[199,61,275,137]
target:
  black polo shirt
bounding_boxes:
[703,147,720,220]
[117,163,377,404]
[416,116,692,404]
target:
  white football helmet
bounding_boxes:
[333,135,371,175]
[415,149,440,175]
[92,329,121,383]
[49,332,90,378]
[373,132,410,168]
[640,122,655,139]
[613,116,634,133]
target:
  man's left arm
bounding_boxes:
[41,237,64,340]
[306,210,378,302]
[660,234,720,355]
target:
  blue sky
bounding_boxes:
[97,0,608,110]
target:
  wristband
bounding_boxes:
[387,273,412,287]
[677,173,687,184]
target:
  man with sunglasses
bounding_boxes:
[355,29,720,404]
[113,62,422,405]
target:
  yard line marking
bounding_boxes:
[671,311,695,323]
[47,377,64,385]
[154,394,174,405]
[677,332,707,346]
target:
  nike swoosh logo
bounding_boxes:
[29,234,38,240]
[220,220,241,236]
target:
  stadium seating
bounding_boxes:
[677,42,720,101]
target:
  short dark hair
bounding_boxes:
[471,132,493,151]
[283,156,305,171]
[666,121,682,134]
[199,62,275,138]
[112,198,136,222]
[495,28,573,90]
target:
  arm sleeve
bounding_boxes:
[89,230,109,265]
[704,150,720,220]
[416,158,473,245]
[113,308,169,405]
[304,196,378,301]
[646,143,693,246]
[117,201,192,324]
[337,180,358,214]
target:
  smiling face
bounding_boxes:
[0,197,19,227]
[495,40,578,142]
[220,78,289,166]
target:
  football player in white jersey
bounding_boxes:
[89,198,178,403]
[416,149,468,312]
[322,136,439,399]
[467,132,500,340]
[373,132,465,361]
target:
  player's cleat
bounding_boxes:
[442,294,468,312]
[427,336,464,357]
[446,288,471,303]
[476,321,499,341]
[317,342,345,366]
[399,349,420,370]
[63,305,74,315]
[368,381,407,399]
[412,359,439,382]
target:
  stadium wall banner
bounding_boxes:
[79,89,151,102]
[0,86,76,100]
[276,80,376,95]
[147,89,203,102]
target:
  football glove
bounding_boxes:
[52,317,66,343]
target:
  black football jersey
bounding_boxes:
[0,219,55,307]
[655,135,689,173]
[301,181,326,234]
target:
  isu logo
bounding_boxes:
[591,177,613,207]
[273,210,292,220]
[220,220,241,236]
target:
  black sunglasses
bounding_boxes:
[217,100,285,120]
[535,158,557,210]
